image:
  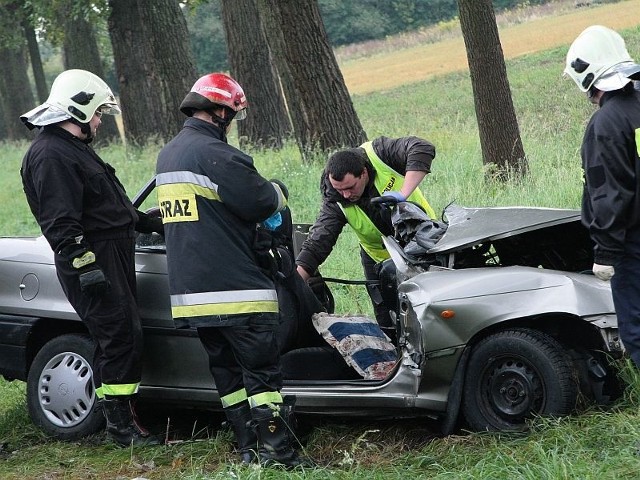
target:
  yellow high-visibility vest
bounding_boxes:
[338,141,435,262]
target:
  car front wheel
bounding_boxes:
[462,328,579,432]
[26,334,104,440]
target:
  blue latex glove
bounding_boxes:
[263,212,282,231]
[382,191,406,202]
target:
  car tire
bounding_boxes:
[461,328,578,432]
[26,334,105,440]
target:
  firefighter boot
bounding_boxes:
[250,397,313,468]
[102,397,160,447]
[224,402,259,464]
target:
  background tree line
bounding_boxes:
[189,0,552,75]
[0,0,578,178]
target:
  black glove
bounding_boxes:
[136,209,164,235]
[59,243,110,296]
[270,178,289,200]
[253,227,279,279]
[306,274,335,314]
[78,268,110,296]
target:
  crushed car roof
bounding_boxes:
[427,204,581,254]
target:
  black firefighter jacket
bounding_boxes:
[156,117,284,329]
[21,125,138,253]
[581,86,640,265]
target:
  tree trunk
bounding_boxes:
[220,0,291,150]
[0,1,34,140]
[108,0,197,145]
[62,7,120,145]
[256,0,311,159]
[0,43,35,141]
[458,0,528,181]
[256,0,366,160]
[22,19,47,103]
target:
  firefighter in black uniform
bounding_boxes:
[156,73,308,467]
[565,26,640,368]
[20,69,162,446]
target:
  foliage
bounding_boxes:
[183,0,228,75]
[493,0,549,10]
[319,0,555,47]
[0,1,26,49]
[28,0,109,47]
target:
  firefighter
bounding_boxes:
[295,136,436,336]
[156,73,308,467]
[564,25,640,368]
[20,69,163,446]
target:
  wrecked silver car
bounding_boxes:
[0,178,623,440]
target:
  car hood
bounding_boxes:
[427,204,581,254]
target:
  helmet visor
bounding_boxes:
[234,108,247,121]
[99,103,121,116]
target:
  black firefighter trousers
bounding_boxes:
[611,225,640,369]
[55,236,143,397]
[197,319,282,405]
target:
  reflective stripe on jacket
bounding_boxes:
[170,289,278,318]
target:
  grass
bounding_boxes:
[2,365,640,479]
[2,2,640,477]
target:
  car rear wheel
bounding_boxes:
[26,334,104,440]
[462,328,579,432]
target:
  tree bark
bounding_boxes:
[0,43,35,141]
[458,0,528,181]
[220,0,291,150]
[22,18,47,103]
[0,1,34,140]
[256,0,366,160]
[256,0,311,158]
[108,0,197,145]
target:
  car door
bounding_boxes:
[133,179,214,393]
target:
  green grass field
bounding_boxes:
[2,3,640,478]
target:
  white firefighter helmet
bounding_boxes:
[21,69,120,129]
[564,25,640,92]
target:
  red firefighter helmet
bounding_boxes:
[180,73,247,119]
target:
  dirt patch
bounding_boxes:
[340,0,640,95]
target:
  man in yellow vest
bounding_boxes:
[295,136,436,334]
